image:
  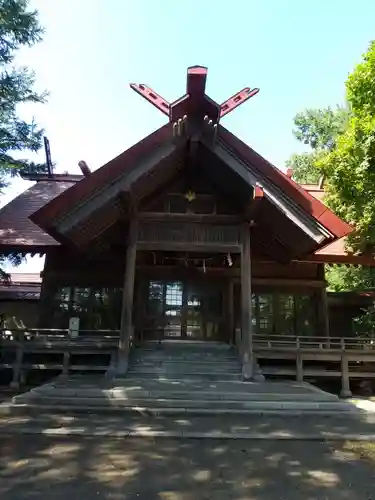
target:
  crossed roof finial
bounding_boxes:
[130,66,259,129]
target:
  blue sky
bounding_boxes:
[3,0,375,272]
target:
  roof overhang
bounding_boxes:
[26,66,353,262]
[212,137,331,245]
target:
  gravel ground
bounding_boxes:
[1,435,375,500]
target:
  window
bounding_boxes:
[147,281,164,316]
[252,291,316,336]
[257,293,274,333]
[277,294,295,334]
[51,286,122,330]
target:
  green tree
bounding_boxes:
[286,107,349,183]
[287,41,375,292]
[326,265,375,292]
[0,0,47,191]
[319,41,375,253]
[0,0,46,280]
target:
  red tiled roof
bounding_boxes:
[0,180,75,248]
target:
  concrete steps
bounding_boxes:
[14,393,354,413]
[1,341,363,418]
[127,342,242,381]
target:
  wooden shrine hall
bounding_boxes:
[0,66,373,388]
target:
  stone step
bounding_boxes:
[28,387,339,402]
[23,396,350,412]
[128,364,241,374]
[131,355,239,363]
[138,341,233,350]
[125,372,242,381]
[2,400,360,417]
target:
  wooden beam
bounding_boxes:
[139,212,242,224]
[137,242,240,253]
[245,184,264,221]
[55,141,179,234]
[252,278,325,288]
[213,140,326,243]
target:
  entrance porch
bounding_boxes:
[139,277,227,342]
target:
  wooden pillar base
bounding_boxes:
[241,353,265,381]
[115,350,129,377]
[340,388,352,398]
[296,353,303,382]
[340,354,352,398]
[241,352,253,380]
[253,361,265,382]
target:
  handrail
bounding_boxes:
[1,328,374,351]
[253,333,375,351]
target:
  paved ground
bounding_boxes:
[2,412,375,439]
[1,434,375,499]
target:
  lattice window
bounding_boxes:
[147,281,164,316]
[165,282,183,306]
[295,294,315,336]
[257,293,274,333]
[277,294,295,335]
[252,291,316,336]
[51,286,122,330]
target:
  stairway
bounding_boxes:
[5,340,362,417]
[127,340,242,381]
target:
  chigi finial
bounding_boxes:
[130,66,259,141]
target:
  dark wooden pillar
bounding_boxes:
[317,264,330,338]
[117,217,138,375]
[241,224,252,371]
[240,223,264,381]
[227,278,234,344]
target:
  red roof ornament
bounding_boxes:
[130,66,259,139]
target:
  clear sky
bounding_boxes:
[3,0,375,272]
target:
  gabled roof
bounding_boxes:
[217,127,351,239]
[0,65,357,263]
[30,123,172,229]
[28,122,352,250]
[0,180,75,250]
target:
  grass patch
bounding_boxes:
[343,441,375,464]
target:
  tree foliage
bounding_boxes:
[286,107,349,184]
[326,265,375,292]
[0,0,47,192]
[318,41,375,253]
[0,0,46,280]
[287,41,375,292]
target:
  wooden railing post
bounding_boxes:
[340,338,352,397]
[296,338,303,382]
[61,351,70,379]
[10,344,23,389]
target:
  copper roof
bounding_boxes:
[0,180,75,249]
